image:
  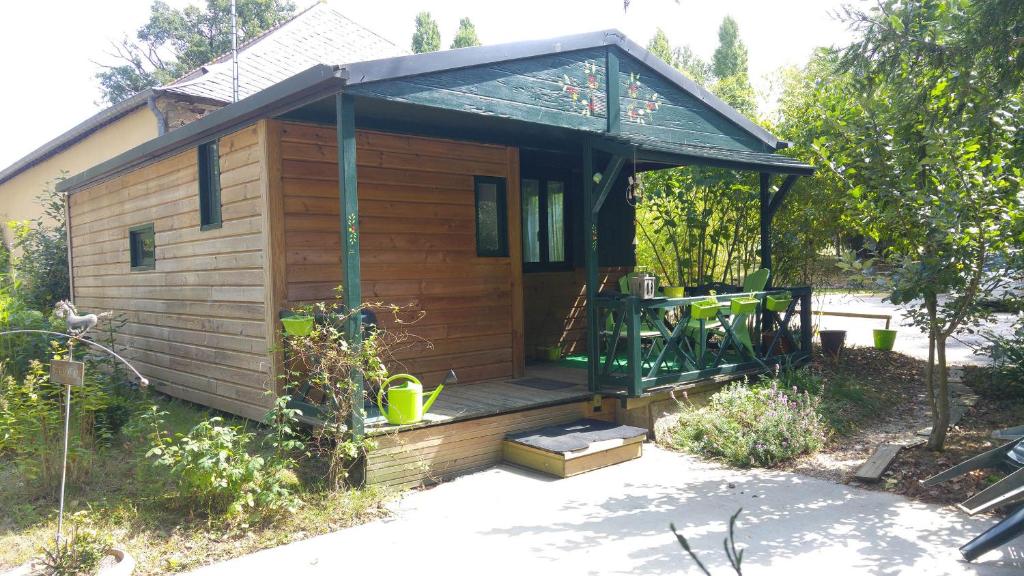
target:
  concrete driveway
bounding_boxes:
[181,446,1023,576]
[816,293,1018,366]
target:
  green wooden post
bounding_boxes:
[583,137,600,392]
[626,297,642,396]
[758,172,772,279]
[336,93,364,437]
[606,48,620,134]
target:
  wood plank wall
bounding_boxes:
[69,125,272,420]
[523,267,629,358]
[276,122,520,385]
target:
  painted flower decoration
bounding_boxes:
[624,73,660,125]
[562,61,603,117]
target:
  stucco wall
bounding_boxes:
[0,106,159,244]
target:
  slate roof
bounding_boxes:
[163,2,405,103]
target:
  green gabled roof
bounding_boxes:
[59,29,809,194]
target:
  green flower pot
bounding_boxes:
[873,328,897,351]
[539,345,562,361]
[691,300,720,320]
[730,296,759,315]
[663,286,686,298]
[281,315,314,337]
[765,292,793,313]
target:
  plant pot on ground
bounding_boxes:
[819,330,847,361]
[873,328,897,351]
[538,344,562,362]
[762,331,793,355]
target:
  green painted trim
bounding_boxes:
[337,93,364,438]
[606,48,620,133]
[198,140,222,230]
[128,223,156,272]
[474,176,509,257]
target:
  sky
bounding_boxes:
[0,0,859,170]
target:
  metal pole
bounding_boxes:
[56,339,73,545]
[231,0,239,103]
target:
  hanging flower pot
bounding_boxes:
[765,291,793,313]
[691,299,720,321]
[819,329,847,361]
[281,315,314,337]
[730,296,759,315]
[873,328,897,351]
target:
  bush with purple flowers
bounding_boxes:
[673,379,826,467]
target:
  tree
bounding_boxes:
[647,28,674,65]
[411,12,441,53]
[95,0,296,104]
[450,17,480,49]
[821,1,1024,450]
[712,16,747,80]
[710,16,755,116]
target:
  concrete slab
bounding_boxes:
[180,446,1023,576]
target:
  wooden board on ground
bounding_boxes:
[854,443,904,481]
[503,435,644,478]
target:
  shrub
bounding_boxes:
[673,380,826,467]
[976,323,1024,400]
[39,512,113,576]
[0,359,112,494]
[9,184,69,311]
[146,404,302,522]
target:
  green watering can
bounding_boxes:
[376,370,456,425]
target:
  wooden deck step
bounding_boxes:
[502,419,647,478]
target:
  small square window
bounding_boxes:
[474,176,508,257]
[198,140,222,230]
[129,224,156,271]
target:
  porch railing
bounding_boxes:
[591,286,813,396]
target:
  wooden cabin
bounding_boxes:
[59,31,814,488]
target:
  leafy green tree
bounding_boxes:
[710,16,755,116]
[95,0,296,104]
[712,16,747,79]
[411,11,441,53]
[647,28,674,64]
[820,1,1024,450]
[450,17,480,49]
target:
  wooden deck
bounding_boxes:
[364,364,619,488]
[365,364,589,435]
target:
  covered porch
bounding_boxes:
[264,31,815,435]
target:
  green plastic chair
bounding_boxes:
[727,268,770,355]
[685,268,771,358]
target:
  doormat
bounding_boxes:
[512,377,578,391]
[506,419,648,453]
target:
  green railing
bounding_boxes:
[592,286,813,396]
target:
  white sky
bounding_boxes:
[0,0,858,169]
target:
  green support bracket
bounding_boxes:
[336,93,364,438]
[592,155,626,215]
